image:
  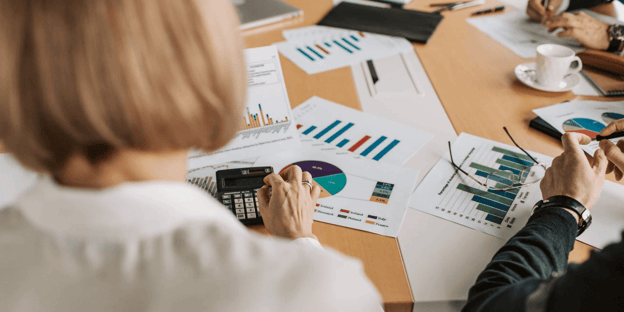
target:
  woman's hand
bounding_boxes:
[599,119,624,181]
[527,0,562,22]
[257,165,321,240]
[544,12,610,50]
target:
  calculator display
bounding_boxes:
[224,176,265,187]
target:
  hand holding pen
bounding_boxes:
[596,119,624,180]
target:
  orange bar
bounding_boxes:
[315,44,330,55]
[259,105,266,126]
[365,220,375,225]
[359,32,365,37]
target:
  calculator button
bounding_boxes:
[236,208,244,214]
[245,203,254,208]
[244,193,253,198]
[244,198,254,203]
[248,213,257,219]
[235,203,244,209]
[222,199,232,204]
[246,208,255,213]
[235,199,243,204]
[233,194,242,199]
[237,214,245,219]
[222,195,231,199]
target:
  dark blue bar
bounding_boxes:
[472,195,510,211]
[486,214,504,224]
[502,155,534,167]
[487,189,517,200]
[297,48,314,61]
[337,139,350,148]
[306,46,324,59]
[325,122,354,143]
[333,40,352,53]
[498,165,521,176]
[373,139,400,161]
[302,126,317,135]
[324,42,331,47]
[342,38,361,51]
[314,120,341,139]
[361,136,387,157]
[350,35,359,42]
[475,170,514,186]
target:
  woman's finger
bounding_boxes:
[311,184,321,201]
[280,165,303,184]
[302,171,314,194]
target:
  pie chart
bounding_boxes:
[562,118,605,139]
[280,161,347,198]
[602,112,624,124]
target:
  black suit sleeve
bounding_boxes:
[566,0,614,12]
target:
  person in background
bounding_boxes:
[0,0,381,311]
[463,123,624,311]
[527,0,624,53]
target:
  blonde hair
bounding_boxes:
[0,0,246,173]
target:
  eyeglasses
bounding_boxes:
[448,128,548,191]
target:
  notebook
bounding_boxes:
[318,2,443,43]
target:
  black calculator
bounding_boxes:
[215,167,273,226]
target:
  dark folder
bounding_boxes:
[529,117,563,140]
[318,2,444,43]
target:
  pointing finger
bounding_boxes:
[600,120,624,136]
[561,132,590,155]
[592,149,608,175]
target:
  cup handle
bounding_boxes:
[568,56,583,74]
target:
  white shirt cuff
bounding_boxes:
[294,237,323,249]
[557,0,571,14]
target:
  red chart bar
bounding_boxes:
[349,135,371,152]
[297,124,303,130]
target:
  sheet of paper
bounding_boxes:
[409,132,624,248]
[275,26,414,75]
[292,96,433,165]
[255,148,418,237]
[533,100,624,155]
[467,10,583,59]
[186,158,258,198]
[187,46,300,170]
[0,154,38,208]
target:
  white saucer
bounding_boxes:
[514,62,580,92]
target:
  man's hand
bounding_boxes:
[540,133,608,210]
[527,0,562,22]
[599,119,624,181]
[544,12,610,50]
[257,165,321,240]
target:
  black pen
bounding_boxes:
[594,132,624,142]
[471,5,505,15]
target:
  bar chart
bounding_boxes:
[293,97,432,165]
[240,104,290,130]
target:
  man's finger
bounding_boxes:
[615,166,624,181]
[600,140,624,174]
[607,161,615,175]
[592,149,608,175]
[600,120,624,136]
[557,28,576,38]
[561,132,591,154]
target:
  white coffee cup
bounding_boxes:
[535,44,582,89]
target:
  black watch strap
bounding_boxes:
[533,196,592,237]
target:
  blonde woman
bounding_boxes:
[0,0,381,311]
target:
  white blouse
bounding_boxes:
[0,177,381,311]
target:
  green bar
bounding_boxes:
[492,147,533,162]
[469,163,497,173]
[337,214,347,219]
[476,204,507,217]
[496,159,526,171]
[496,183,519,194]
[457,184,513,206]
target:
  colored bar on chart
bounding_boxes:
[297,48,315,61]
[324,42,331,47]
[496,159,525,171]
[372,139,400,161]
[359,32,365,37]
[496,183,519,194]
[472,195,510,211]
[302,126,317,135]
[365,220,375,225]
[475,170,515,186]
[476,204,507,217]
[325,122,354,143]
[487,189,517,200]
[486,214,504,224]
[340,209,350,213]
[338,214,347,219]
[337,139,349,148]
[498,165,521,176]
[350,35,359,42]
[457,184,513,206]
[349,136,371,152]
[315,44,330,54]
[259,104,266,126]
[368,215,378,219]
[333,40,352,53]
[502,155,534,167]
[306,46,324,59]
[469,163,497,174]
[342,38,361,50]
[492,147,534,162]
[314,120,341,139]
[360,136,387,157]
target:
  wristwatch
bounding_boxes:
[532,196,592,237]
[607,24,624,53]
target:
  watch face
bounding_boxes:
[614,25,624,39]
